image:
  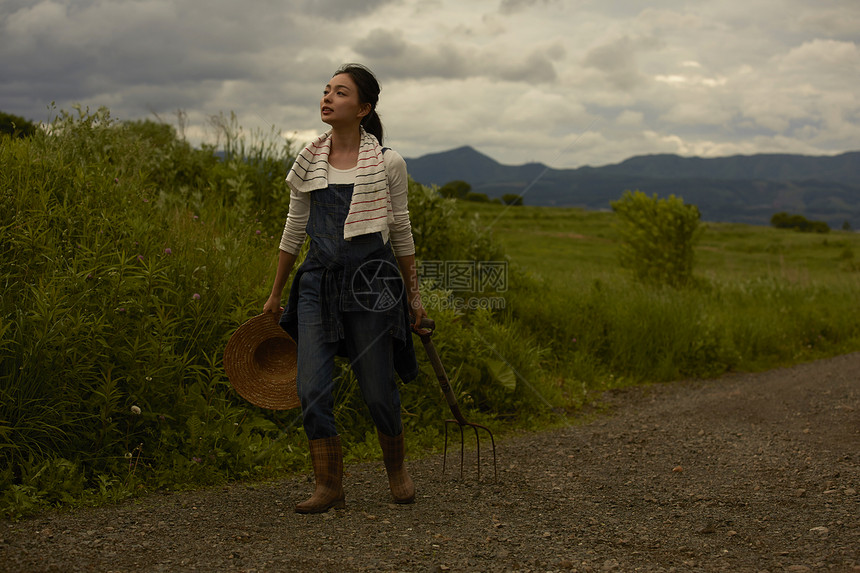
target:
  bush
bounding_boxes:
[0,107,305,517]
[502,194,523,206]
[0,111,38,138]
[464,192,490,202]
[771,212,830,234]
[408,181,506,264]
[611,190,702,287]
[438,180,471,199]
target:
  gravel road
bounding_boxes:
[2,353,858,572]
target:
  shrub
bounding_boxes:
[408,180,506,263]
[438,180,471,199]
[436,181,497,204]
[0,111,38,138]
[502,193,523,206]
[610,190,702,287]
[464,192,490,202]
[0,107,304,516]
[771,212,830,234]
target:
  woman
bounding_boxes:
[263,63,427,514]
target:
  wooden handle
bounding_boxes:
[417,323,468,425]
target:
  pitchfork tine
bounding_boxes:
[460,424,467,477]
[472,425,480,480]
[441,419,498,481]
[442,422,449,474]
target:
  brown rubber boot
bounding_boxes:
[377,430,415,504]
[295,435,345,514]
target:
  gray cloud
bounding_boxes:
[583,35,663,91]
[0,0,857,168]
[354,29,472,78]
[354,28,559,82]
[0,0,318,122]
[299,0,399,21]
[498,0,559,15]
[496,49,560,83]
[353,28,410,59]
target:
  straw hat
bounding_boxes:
[223,313,300,410]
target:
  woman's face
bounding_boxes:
[321,73,370,127]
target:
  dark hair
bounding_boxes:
[333,63,383,144]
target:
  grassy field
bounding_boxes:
[458,202,860,285]
[455,201,860,380]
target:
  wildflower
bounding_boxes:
[192,457,203,464]
[255,230,261,235]
[192,293,201,300]
[130,405,141,415]
[163,248,172,255]
[116,307,126,313]
[571,338,577,343]
[137,254,144,261]
[114,178,119,183]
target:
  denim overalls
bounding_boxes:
[279,177,419,440]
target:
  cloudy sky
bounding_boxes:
[2,0,859,168]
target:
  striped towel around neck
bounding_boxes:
[286,128,394,240]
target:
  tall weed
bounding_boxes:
[1,107,303,516]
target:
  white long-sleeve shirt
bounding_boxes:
[278,148,416,257]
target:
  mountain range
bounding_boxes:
[404,147,860,229]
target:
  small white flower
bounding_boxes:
[130,405,141,415]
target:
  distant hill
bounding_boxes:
[404,147,860,228]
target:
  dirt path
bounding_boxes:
[3,353,858,572]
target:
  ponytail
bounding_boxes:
[362,108,384,145]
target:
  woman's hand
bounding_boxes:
[263,250,298,316]
[395,253,428,332]
[262,294,283,315]
[409,296,430,334]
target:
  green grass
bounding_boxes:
[2,107,858,519]
[457,201,860,382]
[462,202,860,283]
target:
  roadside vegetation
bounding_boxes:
[2,108,858,519]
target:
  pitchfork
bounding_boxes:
[415,318,497,482]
